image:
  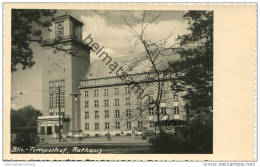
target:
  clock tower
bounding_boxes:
[38,14,90,138]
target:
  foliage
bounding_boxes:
[170,11,213,112]
[11,9,56,72]
[11,105,42,133]
[149,112,213,153]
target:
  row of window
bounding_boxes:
[85,89,179,102]
[84,107,179,119]
[49,112,65,116]
[84,94,177,108]
[49,91,65,108]
[85,121,155,130]
[49,80,65,88]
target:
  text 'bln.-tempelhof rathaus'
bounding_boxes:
[37,14,187,138]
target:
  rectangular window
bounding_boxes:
[85,91,88,97]
[94,90,99,97]
[173,93,178,102]
[161,107,166,115]
[85,111,89,119]
[125,98,130,105]
[105,123,109,130]
[116,122,120,129]
[94,100,99,107]
[125,86,130,94]
[60,80,65,87]
[55,93,59,108]
[104,110,109,118]
[49,93,54,108]
[50,112,53,116]
[95,111,99,119]
[85,123,89,130]
[55,21,64,37]
[149,84,153,91]
[174,106,179,115]
[115,88,119,95]
[85,101,89,108]
[150,121,155,128]
[138,121,143,129]
[104,89,109,96]
[95,123,99,130]
[115,99,120,106]
[104,99,109,107]
[115,77,119,83]
[148,108,155,116]
[115,110,120,118]
[61,91,65,108]
[127,122,131,129]
[161,94,166,103]
[126,109,131,117]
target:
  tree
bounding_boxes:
[11,105,42,133]
[122,11,177,133]
[170,11,213,112]
[11,9,56,72]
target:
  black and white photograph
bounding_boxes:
[3,2,256,162]
[10,8,213,154]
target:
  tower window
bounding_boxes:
[55,22,64,38]
[49,93,54,108]
[61,91,65,108]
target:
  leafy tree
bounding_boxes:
[11,105,42,133]
[11,9,56,72]
[170,11,213,112]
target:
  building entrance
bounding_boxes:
[47,126,52,135]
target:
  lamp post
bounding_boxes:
[70,93,81,137]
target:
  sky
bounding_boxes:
[11,10,188,111]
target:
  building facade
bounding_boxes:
[79,72,187,137]
[37,14,91,136]
[37,14,187,138]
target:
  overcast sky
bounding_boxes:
[11,10,188,111]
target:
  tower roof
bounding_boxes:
[52,13,84,25]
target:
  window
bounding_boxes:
[125,98,130,105]
[84,101,89,108]
[148,108,155,116]
[61,91,65,108]
[94,90,99,97]
[95,123,99,130]
[161,94,166,103]
[125,86,130,94]
[85,123,89,130]
[105,123,109,130]
[150,121,155,128]
[85,91,88,97]
[115,88,119,95]
[149,95,153,103]
[126,109,131,117]
[104,99,109,107]
[149,84,153,91]
[138,121,143,129]
[104,110,109,118]
[55,93,59,108]
[115,99,120,106]
[174,106,179,115]
[161,107,166,115]
[127,122,131,129]
[85,111,89,119]
[95,111,99,119]
[50,112,53,116]
[173,93,178,102]
[94,100,99,107]
[115,110,120,118]
[55,22,64,38]
[115,122,120,129]
[115,77,119,83]
[105,79,108,84]
[104,89,109,96]
[60,80,65,87]
[49,93,54,108]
